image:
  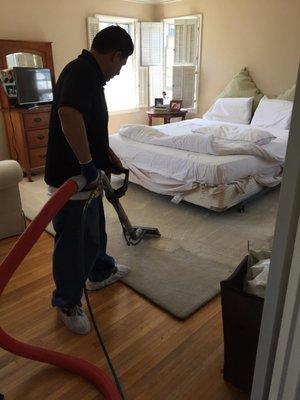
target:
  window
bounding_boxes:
[139,15,202,111]
[87,15,138,113]
[164,16,202,110]
[87,14,202,112]
[140,22,164,107]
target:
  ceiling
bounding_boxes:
[123,0,182,4]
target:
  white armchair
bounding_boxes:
[0,160,25,239]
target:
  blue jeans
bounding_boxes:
[52,196,115,308]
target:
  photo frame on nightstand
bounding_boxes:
[170,100,182,111]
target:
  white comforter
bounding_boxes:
[118,123,284,163]
[110,119,288,195]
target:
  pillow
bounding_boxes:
[251,96,293,130]
[192,124,276,145]
[203,97,254,124]
[216,67,264,110]
[277,84,296,101]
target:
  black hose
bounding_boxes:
[84,286,125,400]
[80,192,125,400]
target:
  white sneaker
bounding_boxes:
[57,305,90,335]
[86,264,130,291]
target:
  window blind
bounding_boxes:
[174,18,198,65]
[172,65,196,108]
[140,22,163,66]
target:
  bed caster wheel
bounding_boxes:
[238,204,245,213]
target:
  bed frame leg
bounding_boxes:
[237,204,245,213]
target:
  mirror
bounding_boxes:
[6,52,43,69]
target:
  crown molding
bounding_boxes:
[123,0,182,4]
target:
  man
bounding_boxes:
[45,26,134,335]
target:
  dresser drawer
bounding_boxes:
[23,112,50,130]
[29,147,47,168]
[27,129,48,149]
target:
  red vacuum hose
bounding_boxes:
[0,178,121,400]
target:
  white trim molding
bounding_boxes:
[123,0,181,4]
[95,14,138,23]
[268,216,300,400]
[251,67,300,400]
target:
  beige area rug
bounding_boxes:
[19,175,277,319]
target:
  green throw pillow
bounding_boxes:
[216,67,264,110]
[277,84,296,101]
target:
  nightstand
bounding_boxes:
[146,109,188,126]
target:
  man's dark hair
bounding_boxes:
[92,25,134,58]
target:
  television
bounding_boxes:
[13,67,53,105]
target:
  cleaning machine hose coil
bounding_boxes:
[0,174,122,400]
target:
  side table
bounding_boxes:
[146,109,188,126]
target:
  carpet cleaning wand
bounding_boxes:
[101,169,161,245]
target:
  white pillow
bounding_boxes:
[192,124,275,145]
[251,96,293,130]
[203,97,254,124]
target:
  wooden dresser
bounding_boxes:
[2,105,51,181]
[0,39,55,181]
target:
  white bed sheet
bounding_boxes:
[110,118,288,187]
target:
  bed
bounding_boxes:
[109,117,289,212]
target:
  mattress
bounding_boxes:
[110,119,288,191]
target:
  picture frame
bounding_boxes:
[170,100,182,111]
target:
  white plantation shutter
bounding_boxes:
[87,17,100,49]
[174,18,198,65]
[140,22,163,66]
[139,67,149,107]
[172,65,196,108]
[174,23,185,65]
[149,66,163,107]
[172,17,200,109]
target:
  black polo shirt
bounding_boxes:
[44,50,110,187]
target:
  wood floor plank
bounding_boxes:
[0,232,249,399]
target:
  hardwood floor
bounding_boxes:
[0,231,249,400]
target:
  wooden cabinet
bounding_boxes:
[0,39,55,181]
[3,105,51,181]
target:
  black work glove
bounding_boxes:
[80,160,100,190]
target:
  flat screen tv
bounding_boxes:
[13,67,53,105]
